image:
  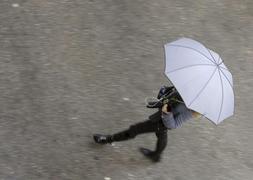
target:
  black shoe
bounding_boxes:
[93,134,112,144]
[139,147,161,162]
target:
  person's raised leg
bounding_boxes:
[93,116,159,144]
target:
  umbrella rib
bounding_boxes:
[219,68,234,106]
[188,67,218,106]
[219,66,229,72]
[215,56,229,71]
[216,56,229,71]
[167,64,215,74]
[206,48,218,64]
[212,56,228,71]
[217,56,225,65]
[168,44,216,64]
[217,56,221,64]
[219,68,233,90]
[217,69,224,123]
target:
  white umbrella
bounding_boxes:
[164,38,234,124]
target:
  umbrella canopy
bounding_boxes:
[164,38,234,124]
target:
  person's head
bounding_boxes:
[157,86,172,99]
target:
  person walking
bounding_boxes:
[93,86,201,162]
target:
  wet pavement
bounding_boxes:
[0,0,253,179]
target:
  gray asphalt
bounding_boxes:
[0,0,253,180]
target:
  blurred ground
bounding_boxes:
[0,0,253,179]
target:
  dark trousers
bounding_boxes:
[112,111,168,156]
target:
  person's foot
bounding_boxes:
[139,147,161,162]
[93,134,112,144]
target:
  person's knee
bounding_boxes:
[155,130,167,138]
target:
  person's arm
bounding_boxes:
[162,104,192,129]
[161,104,177,129]
[146,86,175,109]
[162,112,177,129]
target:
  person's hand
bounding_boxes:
[162,104,171,114]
